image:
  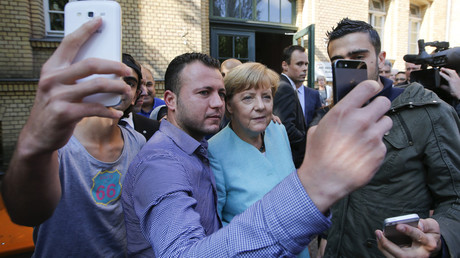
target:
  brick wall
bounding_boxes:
[0,82,37,171]
[120,0,208,82]
[0,0,34,79]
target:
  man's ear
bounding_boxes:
[378,51,387,69]
[164,90,176,111]
[281,61,288,73]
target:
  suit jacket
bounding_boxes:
[273,75,306,168]
[302,86,322,127]
[132,113,160,141]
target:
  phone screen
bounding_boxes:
[332,60,367,104]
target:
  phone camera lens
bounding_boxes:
[88,11,94,17]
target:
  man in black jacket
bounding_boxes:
[274,45,321,168]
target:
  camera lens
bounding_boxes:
[88,12,94,17]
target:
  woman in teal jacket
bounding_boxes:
[208,62,309,257]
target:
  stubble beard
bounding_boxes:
[176,98,221,140]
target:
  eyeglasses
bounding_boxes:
[395,78,406,82]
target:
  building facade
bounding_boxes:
[0,0,458,171]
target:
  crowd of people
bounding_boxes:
[2,16,460,258]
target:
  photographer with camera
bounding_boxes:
[440,67,460,115]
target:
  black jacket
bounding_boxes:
[132,113,160,141]
[273,75,306,168]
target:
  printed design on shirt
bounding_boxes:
[91,169,122,206]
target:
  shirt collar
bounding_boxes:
[281,73,296,89]
[376,76,404,102]
[159,119,209,157]
[121,112,134,128]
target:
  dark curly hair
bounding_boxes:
[326,18,381,55]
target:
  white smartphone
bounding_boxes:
[383,213,420,246]
[64,0,122,106]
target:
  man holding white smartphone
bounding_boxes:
[1,18,146,256]
[317,18,460,257]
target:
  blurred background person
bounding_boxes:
[390,68,398,82]
[139,66,165,118]
[405,61,421,83]
[220,58,242,78]
[219,58,243,129]
[394,71,407,86]
[317,75,332,106]
[149,104,168,121]
[208,62,310,257]
[379,59,392,79]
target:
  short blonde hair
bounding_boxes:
[224,62,279,117]
[224,62,278,99]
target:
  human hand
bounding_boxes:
[271,114,282,124]
[297,80,392,213]
[375,218,442,258]
[22,17,131,154]
[439,67,460,100]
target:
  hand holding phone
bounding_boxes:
[64,1,122,106]
[332,60,367,104]
[383,213,420,247]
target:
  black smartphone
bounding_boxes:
[383,213,420,247]
[332,60,367,104]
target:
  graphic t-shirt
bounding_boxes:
[32,126,145,257]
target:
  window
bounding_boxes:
[211,29,255,63]
[44,0,68,36]
[369,0,386,42]
[408,4,422,54]
[212,0,294,25]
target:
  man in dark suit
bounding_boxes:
[274,45,321,168]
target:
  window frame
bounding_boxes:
[368,0,386,46]
[43,0,67,37]
[408,3,422,54]
[210,0,296,26]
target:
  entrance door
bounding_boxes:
[211,29,255,64]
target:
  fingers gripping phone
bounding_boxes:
[383,213,420,247]
[64,1,122,106]
[332,60,367,104]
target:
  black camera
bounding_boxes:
[403,39,460,90]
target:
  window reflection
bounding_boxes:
[235,36,249,58]
[213,0,293,24]
[219,35,233,58]
[257,0,269,21]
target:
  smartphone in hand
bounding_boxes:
[383,213,420,246]
[332,59,367,104]
[64,1,122,106]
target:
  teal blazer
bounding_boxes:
[208,122,296,225]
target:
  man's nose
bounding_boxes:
[210,92,224,108]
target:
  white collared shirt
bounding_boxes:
[281,73,305,115]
